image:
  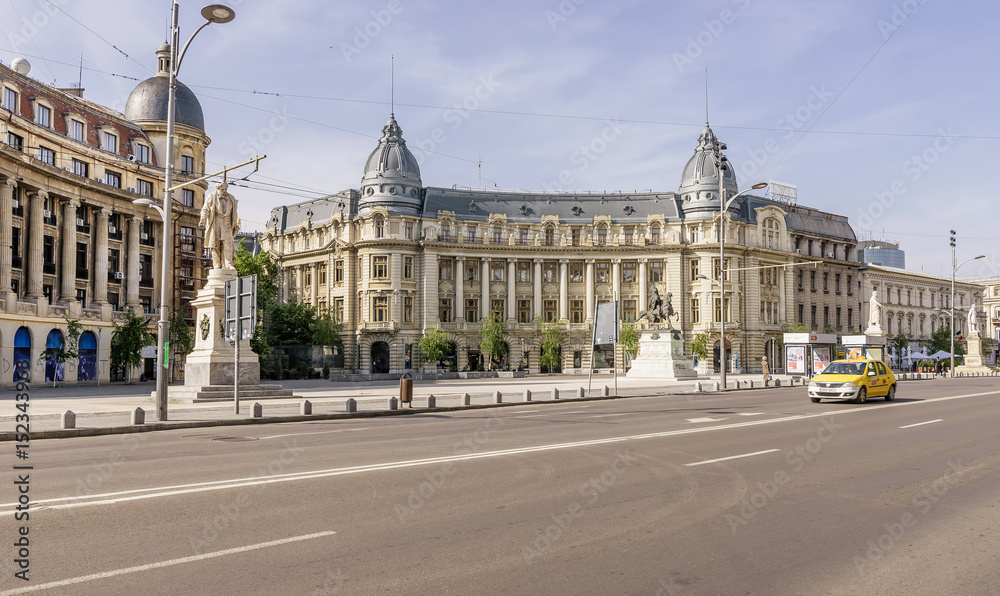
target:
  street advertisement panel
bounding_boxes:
[786,345,805,375]
[812,347,832,375]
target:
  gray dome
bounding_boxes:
[362,114,421,180]
[125,76,205,131]
[678,122,738,219]
[359,114,423,216]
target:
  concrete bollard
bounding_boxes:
[578,387,585,398]
[735,380,741,390]
[602,385,610,397]
[553,388,560,400]
[461,393,471,406]
[524,389,532,402]
[712,381,720,391]
[388,397,398,410]
[300,400,312,415]
[131,407,145,425]
[494,391,503,404]
[775,379,782,387]
[749,380,754,389]
[427,394,437,408]
[346,398,357,413]
[61,410,76,429]
[694,381,702,392]
[252,403,263,418]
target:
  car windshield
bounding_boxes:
[823,362,864,375]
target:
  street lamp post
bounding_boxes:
[946,230,984,378]
[148,2,235,421]
[710,141,766,390]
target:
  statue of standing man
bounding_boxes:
[967,304,979,336]
[200,182,240,269]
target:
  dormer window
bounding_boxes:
[69,120,85,142]
[102,131,118,154]
[3,87,17,112]
[650,224,661,245]
[374,215,385,238]
[597,226,608,246]
[36,104,51,128]
[133,143,151,164]
[544,225,555,246]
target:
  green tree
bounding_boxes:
[620,322,639,362]
[38,316,83,386]
[538,318,564,373]
[780,322,810,333]
[419,327,451,367]
[169,308,194,382]
[264,300,317,345]
[234,238,279,355]
[928,323,964,357]
[479,311,509,370]
[110,310,155,384]
[691,332,710,361]
[311,311,342,346]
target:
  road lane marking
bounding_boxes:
[684,449,781,467]
[0,531,337,596]
[687,417,726,423]
[583,413,631,418]
[899,419,943,429]
[4,388,999,515]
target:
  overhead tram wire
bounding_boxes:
[40,0,154,76]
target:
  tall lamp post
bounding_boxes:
[709,141,766,390]
[946,230,984,379]
[148,2,235,421]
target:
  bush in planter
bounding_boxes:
[322,363,330,379]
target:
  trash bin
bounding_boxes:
[400,376,413,405]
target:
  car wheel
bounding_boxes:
[810,397,821,403]
[885,384,896,401]
[855,387,867,404]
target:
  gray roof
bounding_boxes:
[124,75,205,131]
[421,188,682,223]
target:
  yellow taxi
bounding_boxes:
[807,358,896,404]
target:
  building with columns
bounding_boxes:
[0,47,211,384]
[858,264,986,362]
[263,113,859,375]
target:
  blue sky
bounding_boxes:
[1,0,997,278]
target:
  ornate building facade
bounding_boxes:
[0,46,211,384]
[264,114,860,375]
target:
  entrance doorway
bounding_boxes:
[371,341,390,374]
[713,341,732,373]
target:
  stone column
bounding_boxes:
[26,190,46,299]
[455,257,465,323]
[612,259,622,303]
[533,259,542,319]
[311,263,319,305]
[298,265,306,302]
[480,257,490,321]
[638,258,648,310]
[559,259,569,321]
[93,208,111,305]
[125,215,141,309]
[0,178,15,294]
[507,258,516,321]
[585,259,595,323]
[60,198,80,302]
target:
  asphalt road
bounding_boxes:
[3,377,1000,595]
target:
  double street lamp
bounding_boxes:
[134,2,235,422]
[710,141,767,390]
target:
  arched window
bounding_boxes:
[374,215,385,238]
[13,327,30,383]
[491,224,503,244]
[45,329,65,383]
[763,218,780,249]
[650,223,661,245]
[596,225,608,246]
[78,331,98,381]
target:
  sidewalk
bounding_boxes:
[0,373,804,440]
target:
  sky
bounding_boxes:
[1,0,997,279]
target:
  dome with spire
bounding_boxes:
[678,122,739,219]
[359,113,423,215]
[124,44,205,131]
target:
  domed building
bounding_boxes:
[264,114,862,378]
[0,45,212,384]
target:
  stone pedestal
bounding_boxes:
[626,329,697,380]
[184,268,260,387]
[957,332,991,373]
